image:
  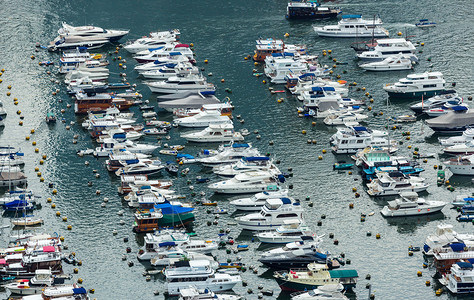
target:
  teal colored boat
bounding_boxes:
[333,163,354,170]
[159,212,195,227]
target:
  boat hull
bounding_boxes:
[211,185,270,194]
[386,90,445,100]
[444,164,474,176]
[381,205,444,217]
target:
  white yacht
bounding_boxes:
[366,172,430,196]
[313,14,389,38]
[4,269,56,295]
[424,100,467,117]
[96,128,144,142]
[331,126,393,154]
[380,192,446,217]
[410,91,461,113]
[48,35,109,51]
[174,110,232,128]
[230,189,289,211]
[213,156,280,177]
[440,128,474,147]
[264,54,308,84]
[235,198,304,231]
[423,224,474,256]
[65,70,109,84]
[142,62,199,80]
[323,112,368,126]
[134,55,190,74]
[123,29,180,53]
[94,139,158,156]
[256,220,313,244]
[357,38,416,61]
[208,171,279,194]
[146,75,215,94]
[199,144,260,167]
[115,162,164,176]
[57,22,129,41]
[134,44,194,64]
[442,261,474,294]
[164,260,241,296]
[300,86,343,109]
[291,284,348,300]
[150,248,215,267]
[443,141,474,155]
[178,287,242,300]
[138,231,218,260]
[443,154,474,175]
[181,124,244,143]
[383,72,446,100]
[359,53,415,71]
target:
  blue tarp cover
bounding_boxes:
[323,87,336,91]
[450,242,466,252]
[342,14,361,19]
[244,157,270,161]
[200,91,215,96]
[299,73,316,79]
[353,126,368,131]
[311,86,323,92]
[159,241,176,247]
[452,106,468,111]
[154,203,194,215]
[456,262,473,269]
[73,288,87,294]
[281,198,291,204]
[176,153,194,159]
[232,143,250,148]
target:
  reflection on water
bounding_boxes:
[385,212,446,234]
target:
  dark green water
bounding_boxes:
[0,0,473,299]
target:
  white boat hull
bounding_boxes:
[368,186,429,196]
[444,164,474,176]
[381,205,444,217]
[165,279,240,296]
[209,184,270,194]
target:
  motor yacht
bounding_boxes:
[300,86,343,109]
[65,70,109,84]
[174,110,232,128]
[199,143,260,167]
[330,126,393,154]
[356,38,416,61]
[158,91,223,112]
[443,154,474,175]
[366,171,429,196]
[291,283,348,300]
[134,55,190,74]
[423,224,474,256]
[264,53,309,84]
[286,1,340,20]
[213,156,279,177]
[48,35,109,51]
[208,171,279,194]
[94,139,159,157]
[235,198,303,230]
[313,14,388,38]
[142,62,199,80]
[439,128,474,146]
[323,112,368,126]
[409,91,460,113]
[123,30,180,53]
[114,162,164,176]
[359,53,415,71]
[443,141,474,155]
[134,44,194,64]
[181,124,244,143]
[230,189,289,211]
[423,98,466,117]
[178,287,242,300]
[164,260,241,296]
[146,75,215,94]
[380,192,445,217]
[256,220,313,243]
[150,248,215,267]
[4,269,62,295]
[57,22,129,41]
[383,72,446,100]
[442,261,474,294]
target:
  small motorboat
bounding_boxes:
[408,246,421,252]
[166,162,179,175]
[45,112,56,124]
[233,244,249,252]
[159,149,178,156]
[11,215,44,226]
[140,104,154,111]
[391,115,417,123]
[333,162,353,170]
[201,199,217,206]
[143,128,168,135]
[219,262,243,269]
[142,111,157,118]
[214,207,228,214]
[416,19,436,28]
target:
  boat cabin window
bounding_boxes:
[276,213,298,218]
[423,84,437,88]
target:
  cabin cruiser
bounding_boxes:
[423,224,474,256]
[366,171,429,196]
[424,102,467,118]
[178,287,242,300]
[65,70,109,84]
[134,55,190,74]
[115,162,164,176]
[443,154,474,175]
[67,77,107,94]
[146,75,215,94]
[257,220,313,243]
[383,72,446,100]
[426,109,474,133]
[230,189,289,211]
[235,198,303,230]
[141,62,199,80]
[264,53,309,84]
[150,248,215,267]
[164,260,241,296]
[313,14,388,38]
[48,35,109,51]
[57,22,129,41]
[96,128,144,143]
[286,1,341,20]
[409,91,460,113]
[359,53,416,71]
[443,141,474,155]
[123,29,180,53]
[181,124,244,143]
[274,263,358,292]
[331,126,393,154]
[94,139,159,157]
[356,38,416,61]
[442,261,474,294]
[213,156,279,177]
[380,192,446,217]
[174,110,231,128]
[300,86,343,108]
[208,171,280,194]
[4,269,67,295]
[138,230,218,260]
[158,91,223,112]
[134,44,194,64]
[199,144,260,167]
[291,284,348,300]
[323,112,368,126]
[20,284,89,300]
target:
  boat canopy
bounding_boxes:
[148,46,165,52]
[353,126,368,131]
[419,19,429,22]
[125,159,139,164]
[314,252,327,259]
[329,269,359,278]
[452,106,468,112]
[169,52,182,56]
[73,288,87,294]
[299,73,316,79]
[271,53,283,57]
[464,198,474,201]
[449,242,466,252]
[456,261,473,269]
[243,156,270,161]
[280,197,292,204]
[154,203,194,215]
[312,86,323,92]
[232,143,250,148]
[176,153,194,159]
[323,87,336,92]
[342,14,361,19]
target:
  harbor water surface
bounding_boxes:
[0,0,473,299]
